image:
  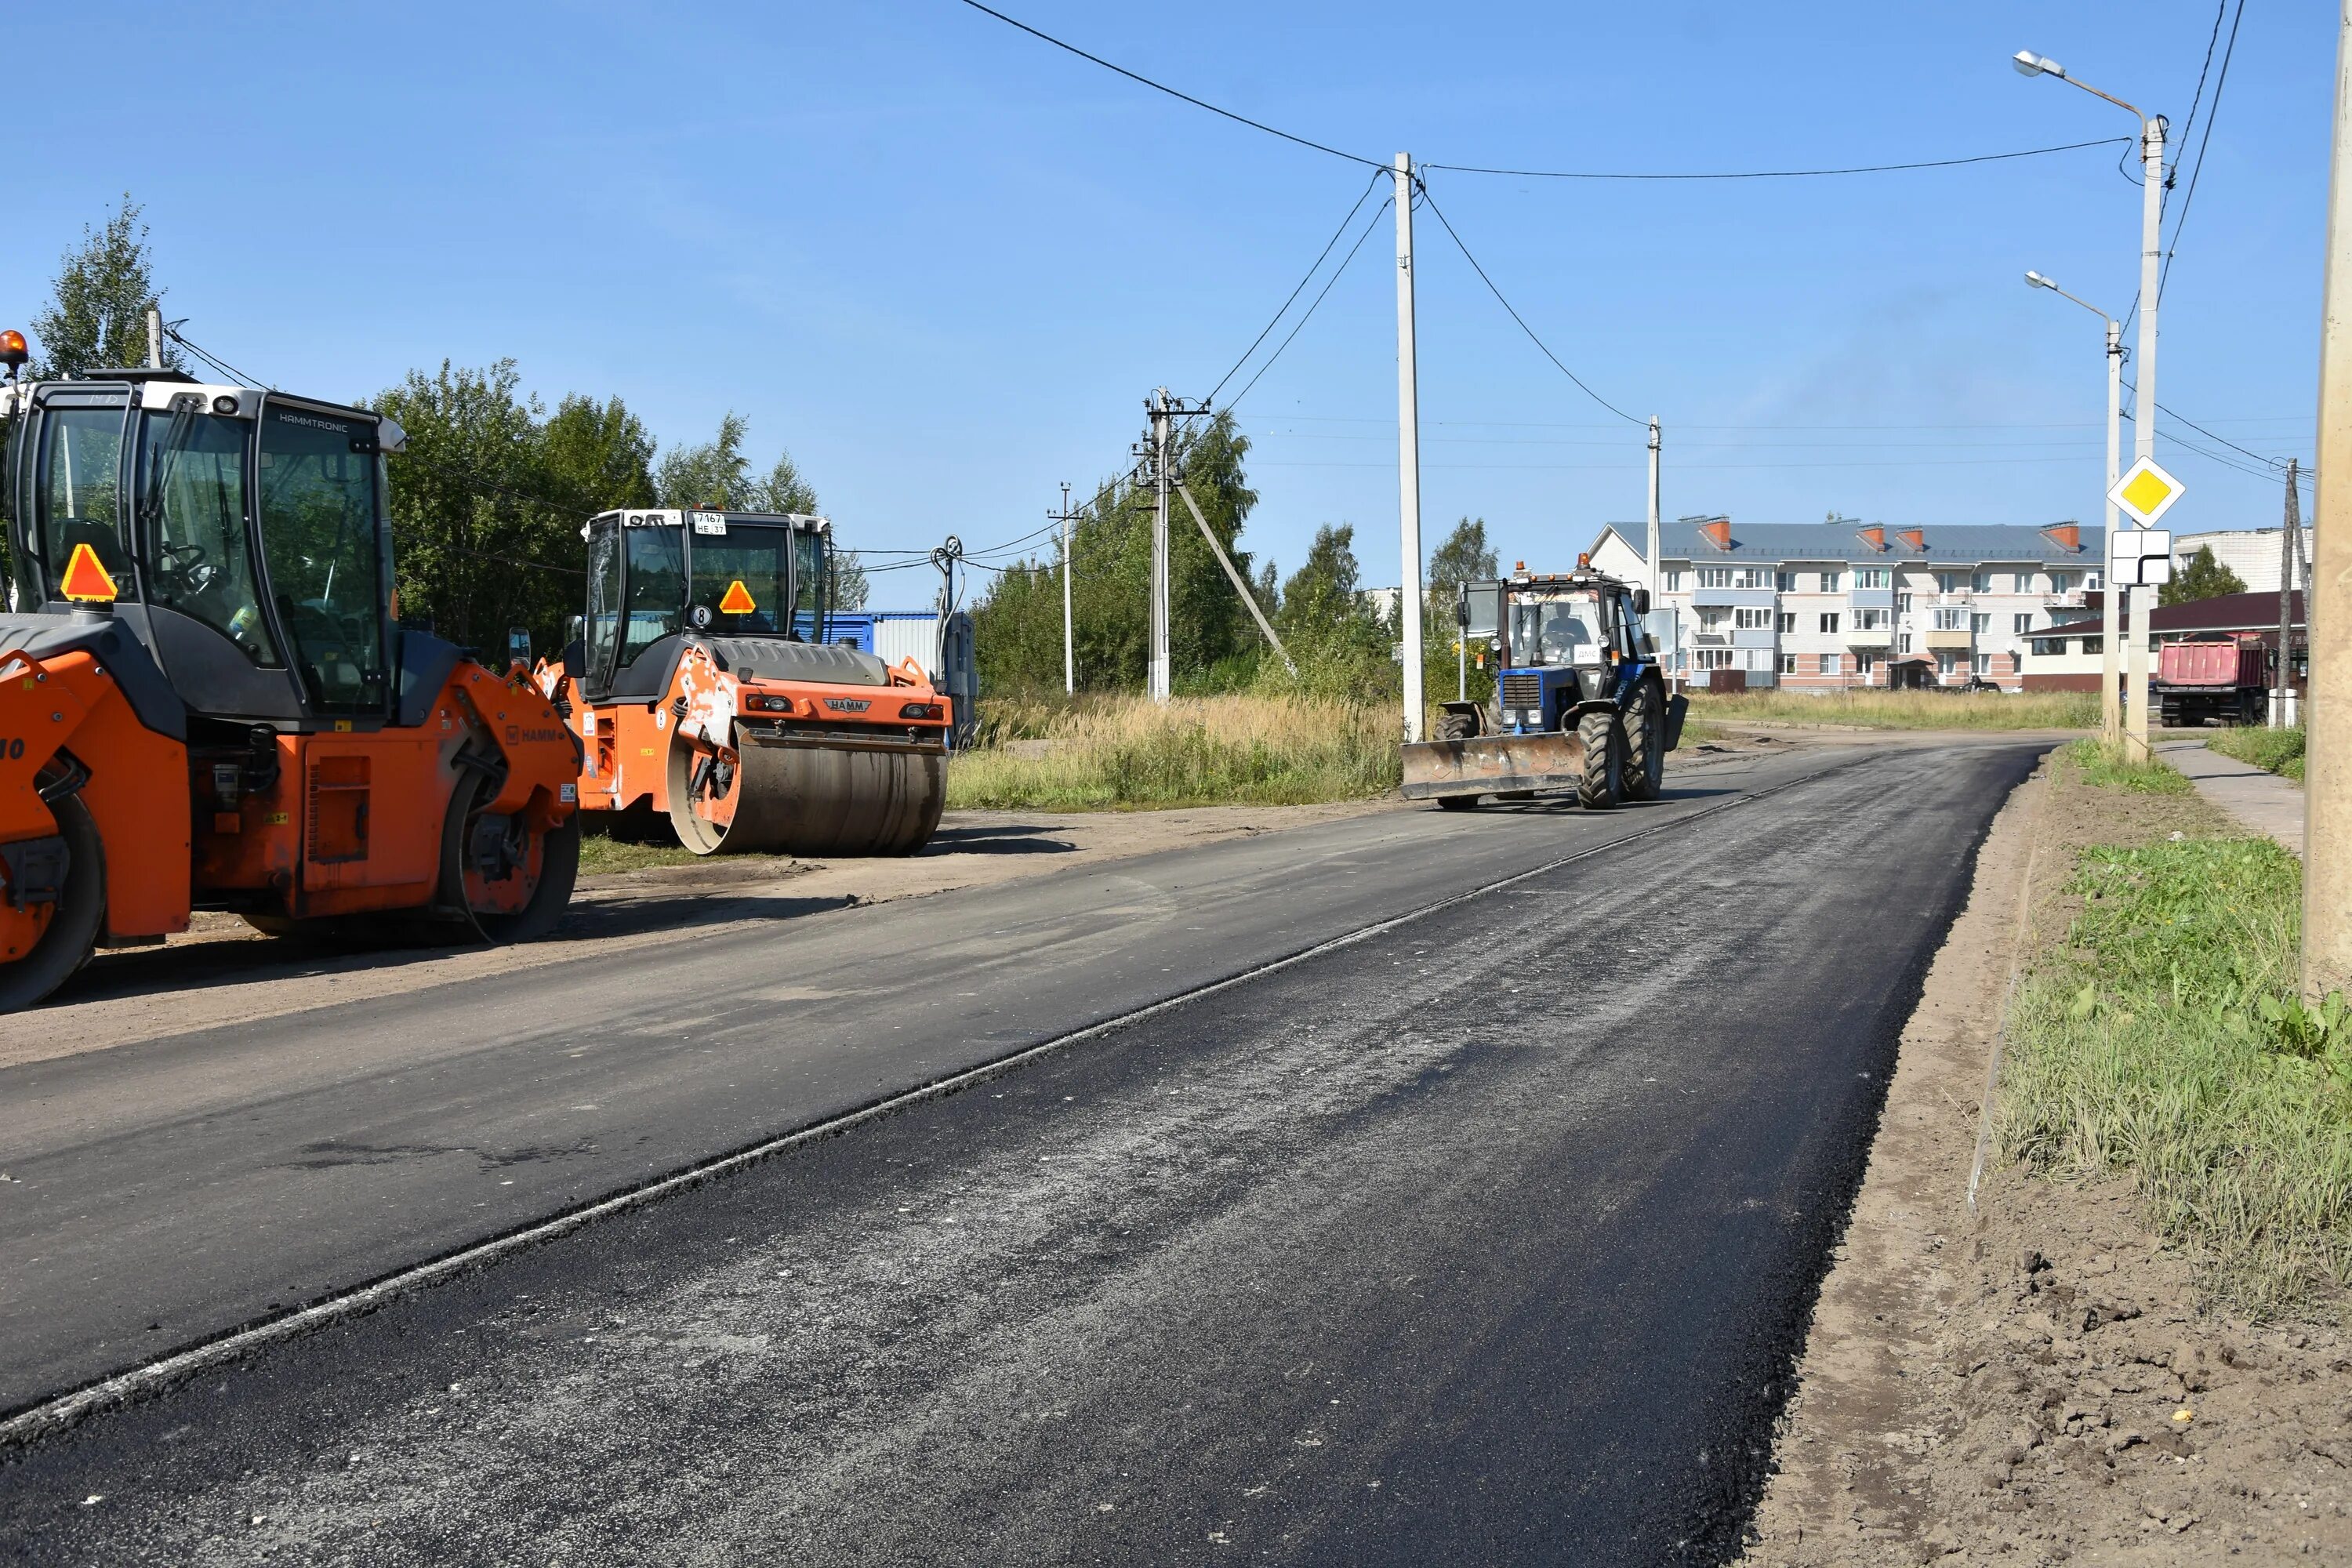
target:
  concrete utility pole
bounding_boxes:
[1646,416,1662,599]
[144,304,162,372]
[2013,49,2165,760]
[1051,481,1080,695]
[1395,152,1425,744]
[1177,483,1295,675]
[1149,388,1172,704]
[2307,0,2352,1003]
[2026,270,2124,743]
[2279,461,2301,728]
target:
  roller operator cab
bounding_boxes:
[0,366,582,1011]
[539,508,950,857]
[1401,564,1687,811]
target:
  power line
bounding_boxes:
[1226,196,1394,412]
[164,328,271,391]
[1208,169,1386,406]
[2176,0,2230,158]
[1421,136,2132,181]
[1415,183,1640,425]
[2159,0,2245,301]
[950,0,1385,170]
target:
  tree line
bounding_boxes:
[5,197,862,656]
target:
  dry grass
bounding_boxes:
[949,692,1400,811]
[1687,688,2097,731]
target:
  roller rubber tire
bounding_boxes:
[1621,683,1665,802]
[1577,710,1624,810]
[669,729,946,858]
[0,793,106,1011]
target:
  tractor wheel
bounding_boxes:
[1434,710,1479,742]
[1621,684,1666,802]
[0,791,107,1011]
[1576,710,1625,810]
[444,769,580,944]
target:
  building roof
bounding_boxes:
[1595,519,2109,567]
[2148,590,2305,634]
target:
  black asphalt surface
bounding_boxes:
[0,739,2042,1564]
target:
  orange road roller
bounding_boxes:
[537,508,948,856]
[0,354,581,1010]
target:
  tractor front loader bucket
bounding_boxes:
[1400,732,1585,800]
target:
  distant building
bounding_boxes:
[1586,518,2108,691]
[2170,528,2312,595]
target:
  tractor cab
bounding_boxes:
[572,508,863,705]
[1466,564,1653,735]
[3,371,410,729]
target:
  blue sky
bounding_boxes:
[2,2,2326,596]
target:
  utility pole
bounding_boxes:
[144,304,162,371]
[2307,0,2352,1003]
[1395,152,1425,743]
[1149,389,1173,703]
[2122,112,2166,763]
[2279,461,2301,728]
[2102,321,2125,744]
[1050,481,1080,695]
[1646,416,1662,598]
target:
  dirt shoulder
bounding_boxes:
[1741,749,2352,1564]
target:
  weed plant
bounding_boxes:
[2066,738,2194,794]
[2206,724,2307,782]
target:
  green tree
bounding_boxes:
[654,412,753,510]
[1423,516,1499,707]
[2160,544,2249,607]
[29,196,183,379]
[539,394,656,517]
[376,359,575,655]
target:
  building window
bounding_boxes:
[1970,571,1993,593]
[1731,567,1773,590]
[1856,650,1879,674]
[1896,591,1913,613]
[1775,571,1796,592]
[1734,607,1772,630]
[1854,608,1889,631]
[2081,636,2103,655]
[2051,572,2074,593]
[1820,571,1842,593]
[1696,568,1731,589]
[1693,648,1733,670]
[2031,637,2065,657]
[2013,613,2033,636]
[1818,612,1841,633]
[2085,570,2103,590]
[1973,652,1992,676]
[1936,650,1961,675]
[1779,652,1799,674]
[1936,572,1963,594]
[1855,567,1889,589]
[1933,607,1965,630]
[1697,606,1733,633]
[1970,612,1991,634]
[1820,652,1841,675]
[2011,572,2034,594]
[1900,632,1914,654]
[1777,612,1796,633]
[1661,568,1685,593]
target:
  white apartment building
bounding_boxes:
[1587,518,2110,691]
[2171,528,2312,596]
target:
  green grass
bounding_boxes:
[2001,829,2352,1317]
[2065,737,2194,794]
[2206,724,2307,783]
[575,834,706,877]
[947,692,1400,811]
[1687,688,2097,731]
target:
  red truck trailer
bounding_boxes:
[2154,633,2268,728]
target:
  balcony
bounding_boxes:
[1923,628,1974,651]
[1848,587,1893,611]
[2043,591,2090,610]
[1690,586,1777,608]
[1844,625,1893,647]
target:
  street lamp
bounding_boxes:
[2024,269,2126,746]
[2016,48,2165,761]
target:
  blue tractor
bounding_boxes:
[1401,563,1686,810]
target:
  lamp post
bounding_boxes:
[2025,269,2125,746]
[2016,50,2165,761]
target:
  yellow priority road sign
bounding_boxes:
[2107,456,2185,528]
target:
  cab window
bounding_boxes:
[620,525,684,666]
[34,405,132,601]
[586,520,623,681]
[140,412,278,664]
[256,407,386,713]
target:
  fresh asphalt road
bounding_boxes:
[0,739,2042,1563]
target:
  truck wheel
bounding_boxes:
[0,792,106,1011]
[1621,684,1665,802]
[1577,711,1624,809]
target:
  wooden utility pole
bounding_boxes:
[2307,0,2352,1002]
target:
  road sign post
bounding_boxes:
[2106,458,2184,761]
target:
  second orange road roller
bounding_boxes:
[538,507,949,857]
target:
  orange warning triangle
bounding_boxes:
[57,542,117,604]
[717,579,757,615]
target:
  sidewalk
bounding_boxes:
[2158,736,2306,856]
